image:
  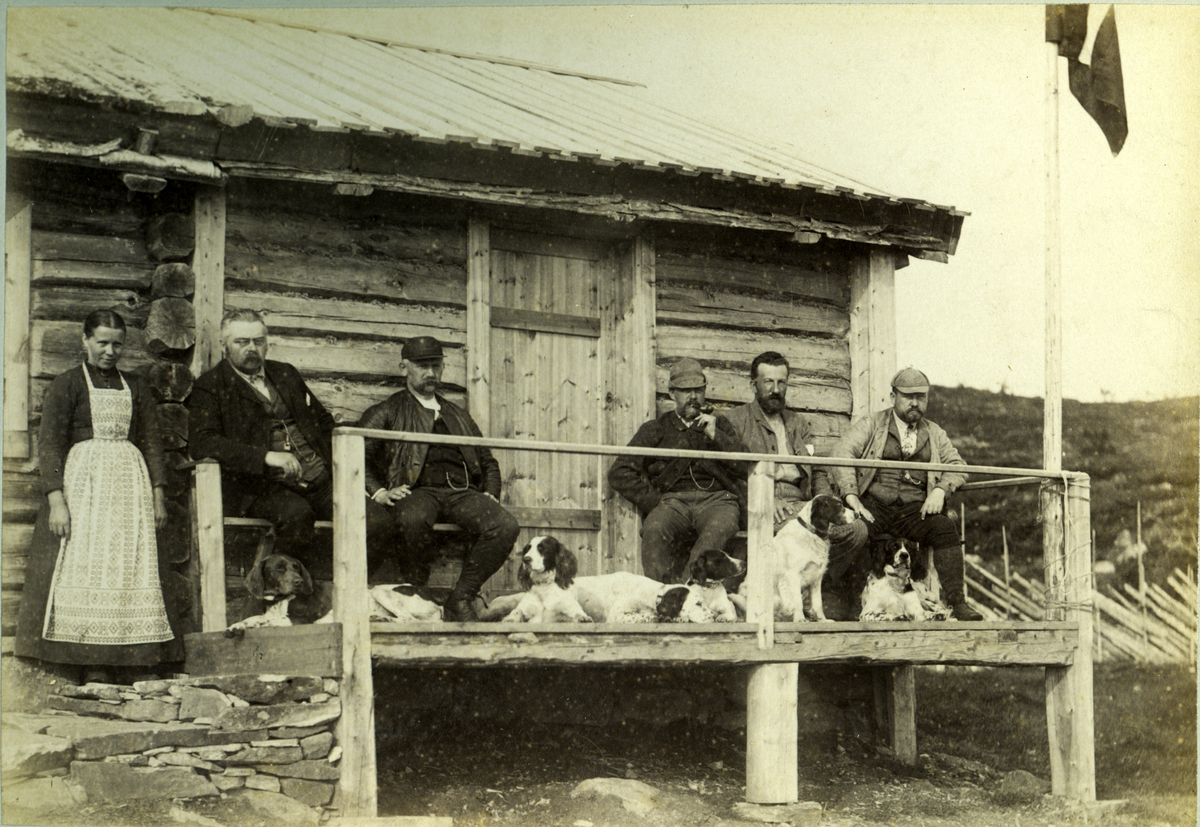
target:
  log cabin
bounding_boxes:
[3,7,1095,814]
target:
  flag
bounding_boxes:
[1046,4,1128,156]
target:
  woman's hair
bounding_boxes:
[83,310,128,338]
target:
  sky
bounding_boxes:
[4,2,1198,403]
[234,2,1200,404]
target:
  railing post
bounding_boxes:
[744,461,798,805]
[332,432,377,818]
[1046,476,1096,800]
[192,460,226,632]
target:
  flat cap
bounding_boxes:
[891,367,930,393]
[669,358,706,389]
[401,336,443,363]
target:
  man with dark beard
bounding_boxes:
[609,358,747,583]
[831,367,983,621]
[724,352,869,619]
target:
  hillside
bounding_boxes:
[925,386,1198,586]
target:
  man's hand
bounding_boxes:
[373,485,413,507]
[484,492,499,503]
[920,488,947,519]
[695,413,717,440]
[774,500,798,523]
[845,494,874,524]
[153,487,168,531]
[48,491,70,538]
[265,451,302,480]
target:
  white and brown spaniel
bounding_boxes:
[501,536,593,623]
[369,583,444,623]
[573,571,715,624]
[860,537,927,621]
[225,554,333,636]
[686,548,745,623]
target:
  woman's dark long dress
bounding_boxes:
[14,363,184,667]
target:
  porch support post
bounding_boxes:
[192,461,226,632]
[848,249,896,419]
[191,185,225,378]
[466,216,491,428]
[745,461,797,804]
[876,665,917,765]
[332,431,377,818]
[1046,476,1096,800]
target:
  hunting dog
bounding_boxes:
[501,536,593,623]
[686,548,746,622]
[574,572,714,624]
[369,583,444,622]
[225,553,333,636]
[860,537,926,621]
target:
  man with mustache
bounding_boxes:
[724,351,869,620]
[189,309,395,573]
[357,336,518,621]
[609,358,747,583]
[830,367,983,621]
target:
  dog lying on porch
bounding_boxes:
[225,553,333,635]
[859,537,952,621]
[500,536,593,623]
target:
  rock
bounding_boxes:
[71,761,218,802]
[252,738,300,748]
[47,695,124,718]
[996,769,1052,803]
[213,699,341,732]
[178,687,232,721]
[134,679,177,696]
[224,746,304,765]
[270,725,329,739]
[245,774,282,793]
[327,746,342,763]
[571,778,663,816]
[211,774,246,792]
[169,803,227,827]
[2,712,67,735]
[193,675,326,704]
[732,800,823,824]
[300,732,333,759]
[322,679,339,696]
[44,718,267,760]
[223,767,257,777]
[58,684,125,702]
[280,777,335,807]
[233,788,320,827]
[256,759,340,781]
[1,774,85,812]
[156,752,220,772]
[121,699,180,723]
[1,727,74,777]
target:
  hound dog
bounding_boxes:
[686,548,746,622]
[860,537,927,621]
[225,554,333,636]
[369,583,444,623]
[737,494,856,622]
[574,572,715,624]
[501,536,593,623]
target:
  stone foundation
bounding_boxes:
[2,671,342,817]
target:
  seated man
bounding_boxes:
[609,358,747,583]
[830,367,983,621]
[188,309,395,574]
[357,336,519,622]
[723,351,869,619]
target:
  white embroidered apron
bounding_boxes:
[42,368,172,645]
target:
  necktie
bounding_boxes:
[901,425,916,458]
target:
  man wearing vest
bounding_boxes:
[830,367,983,621]
[357,337,519,622]
[724,351,869,619]
[189,309,396,575]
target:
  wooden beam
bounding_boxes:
[848,249,896,419]
[490,307,601,338]
[193,461,227,632]
[331,433,377,819]
[191,186,226,378]
[886,665,918,766]
[4,204,32,458]
[746,662,798,804]
[466,217,490,430]
[184,625,341,677]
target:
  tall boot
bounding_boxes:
[932,545,983,621]
[445,558,484,622]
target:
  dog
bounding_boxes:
[859,537,927,621]
[369,583,444,623]
[574,572,715,624]
[225,554,333,636]
[737,494,855,622]
[686,548,745,622]
[501,536,593,623]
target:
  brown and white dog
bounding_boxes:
[738,494,856,622]
[574,572,715,624]
[225,554,333,636]
[501,536,593,623]
[860,537,926,621]
[369,583,444,623]
[686,548,746,622]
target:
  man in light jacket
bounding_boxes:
[830,367,982,621]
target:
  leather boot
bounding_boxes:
[445,585,479,622]
[933,545,983,621]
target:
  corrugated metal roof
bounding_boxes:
[7,7,951,208]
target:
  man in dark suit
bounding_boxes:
[189,309,394,573]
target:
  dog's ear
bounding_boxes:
[246,558,267,599]
[688,556,708,587]
[910,553,928,583]
[297,559,314,596]
[517,561,533,591]
[656,586,689,622]
[553,541,578,590]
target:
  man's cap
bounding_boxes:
[401,336,443,363]
[669,358,706,389]
[891,367,930,393]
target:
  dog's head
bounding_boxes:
[655,585,715,623]
[247,554,313,600]
[516,535,578,591]
[688,548,746,587]
[799,494,855,538]
[875,537,912,583]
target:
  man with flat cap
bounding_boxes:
[830,367,983,620]
[609,358,747,583]
[357,336,519,621]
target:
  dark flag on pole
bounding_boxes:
[1046,4,1128,156]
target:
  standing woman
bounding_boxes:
[15,310,183,683]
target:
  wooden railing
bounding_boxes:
[317,426,1095,816]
